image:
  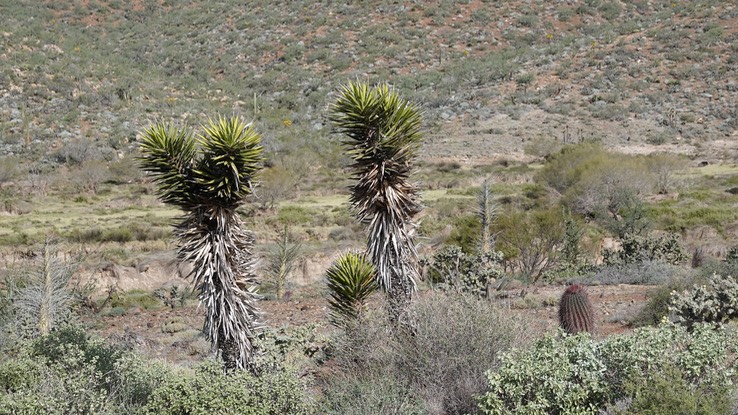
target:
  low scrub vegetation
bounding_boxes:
[479,323,736,415]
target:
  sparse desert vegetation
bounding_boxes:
[1,1,738,414]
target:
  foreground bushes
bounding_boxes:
[3,297,736,415]
[0,326,314,415]
[144,361,313,415]
[479,323,736,415]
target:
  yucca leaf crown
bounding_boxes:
[139,116,263,210]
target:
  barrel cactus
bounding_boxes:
[558,284,595,334]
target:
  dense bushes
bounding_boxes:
[0,325,315,415]
[423,245,503,298]
[143,361,313,415]
[603,232,688,266]
[478,323,736,415]
[324,291,532,415]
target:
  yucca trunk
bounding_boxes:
[175,207,262,371]
[365,207,419,322]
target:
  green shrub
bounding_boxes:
[535,144,653,227]
[109,354,175,414]
[1,343,113,414]
[446,214,483,253]
[480,333,608,414]
[31,325,124,385]
[479,323,736,415]
[608,364,732,415]
[277,206,317,225]
[103,306,127,317]
[630,281,688,327]
[670,274,738,325]
[423,245,503,298]
[496,207,566,282]
[143,360,313,415]
[110,289,162,311]
[0,351,45,393]
[603,233,688,266]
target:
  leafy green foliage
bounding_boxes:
[608,364,733,415]
[630,280,688,327]
[325,251,378,327]
[0,326,127,414]
[603,232,688,266]
[32,325,124,385]
[479,323,736,415]
[0,346,112,415]
[480,332,608,414]
[139,116,263,210]
[535,144,653,234]
[109,354,173,414]
[143,360,313,415]
[496,207,566,282]
[0,326,313,415]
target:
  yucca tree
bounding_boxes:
[329,81,423,322]
[139,116,263,372]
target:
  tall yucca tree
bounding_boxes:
[329,82,423,321]
[139,116,263,372]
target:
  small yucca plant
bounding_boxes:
[326,252,378,328]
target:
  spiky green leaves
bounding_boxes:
[139,116,263,210]
[326,252,378,327]
[329,82,422,170]
[329,82,423,304]
[138,123,197,208]
[197,117,263,204]
[329,82,422,222]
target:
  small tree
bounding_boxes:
[329,82,424,322]
[496,208,566,282]
[139,116,264,372]
[647,152,686,195]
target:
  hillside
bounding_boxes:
[1,0,737,169]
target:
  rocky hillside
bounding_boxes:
[1,0,736,169]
